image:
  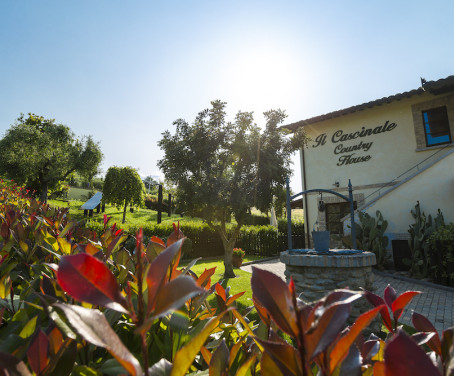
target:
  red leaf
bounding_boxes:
[361,339,380,361]
[215,283,227,302]
[136,228,143,252]
[329,305,384,372]
[373,362,386,376]
[384,284,397,308]
[226,291,245,306]
[251,267,298,337]
[103,214,111,227]
[253,295,271,328]
[85,243,100,256]
[151,236,166,247]
[289,277,296,299]
[412,312,441,355]
[384,331,441,376]
[54,303,142,375]
[306,301,351,359]
[256,338,302,375]
[1,223,9,240]
[27,330,49,374]
[196,267,216,288]
[412,332,437,347]
[363,289,394,332]
[152,276,203,318]
[48,326,64,355]
[391,291,421,322]
[57,253,128,313]
[167,222,184,246]
[146,239,183,314]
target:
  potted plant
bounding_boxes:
[232,248,245,267]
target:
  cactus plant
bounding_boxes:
[340,210,389,269]
[407,201,445,278]
[357,210,389,269]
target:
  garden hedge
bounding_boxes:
[87,219,305,258]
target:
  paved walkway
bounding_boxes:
[241,258,454,332]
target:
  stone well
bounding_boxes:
[280,250,376,318]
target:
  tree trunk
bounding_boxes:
[223,243,235,279]
[40,182,48,203]
[218,223,242,279]
[122,203,127,223]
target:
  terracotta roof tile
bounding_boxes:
[284,75,454,132]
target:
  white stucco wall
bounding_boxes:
[362,150,454,234]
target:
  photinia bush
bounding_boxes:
[1,181,454,375]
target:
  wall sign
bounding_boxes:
[312,121,397,166]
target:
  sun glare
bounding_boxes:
[224,47,301,115]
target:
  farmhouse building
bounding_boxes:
[285,75,454,260]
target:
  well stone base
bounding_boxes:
[280,250,377,323]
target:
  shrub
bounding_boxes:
[1,181,454,375]
[242,212,270,226]
[144,194,158,209]
[428,223,454,286]
[407,201,445,278]
[91,178,104,190]
[48,183,70,199]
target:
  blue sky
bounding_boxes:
[1,1,453,191]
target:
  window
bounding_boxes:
[422,106,452,146]
[325,201,357,235]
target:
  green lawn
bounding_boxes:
[66,187,94,200]
[181,257,257,319]
[48,198,202,231]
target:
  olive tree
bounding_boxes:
[158,100,307,277]
[0,113,102,202]
[103,166,145,223]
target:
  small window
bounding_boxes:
[325,202,357,235]
[422,106,452,146]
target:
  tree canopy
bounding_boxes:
[0,113,103,202]
[103,166,145,223]
[158,100,307,277]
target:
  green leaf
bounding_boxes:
[209,339,230,376]
[71,365,101,376]
[97,359,128,376]
[19,315,38,339]
[0,273,12,299]
[171,312,229,376]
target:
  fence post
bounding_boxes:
[157,184,162,224]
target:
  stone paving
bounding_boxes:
[241,258,454,332]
